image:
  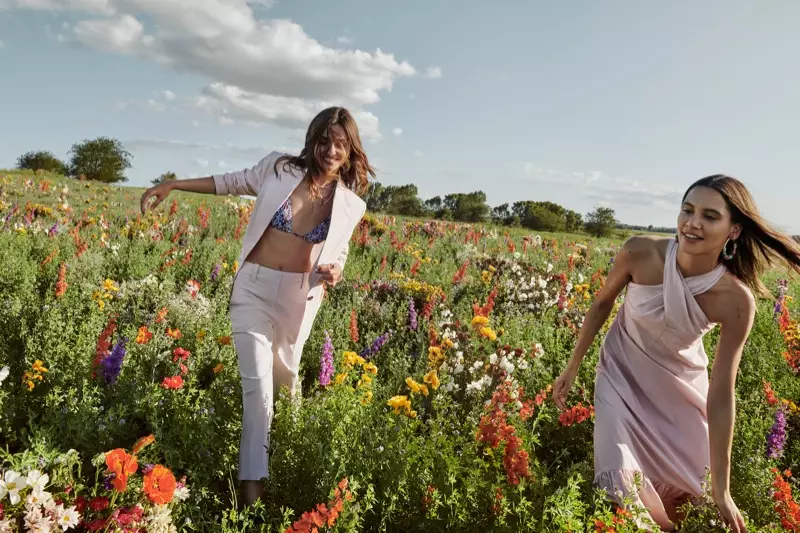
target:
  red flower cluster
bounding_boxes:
[284,478,353,533]
[558,402,595,427]
[594,508,634,532]
[764,380,780,406]
[772,468,800,531]
[476,380,532,485]
[472,287,497,318]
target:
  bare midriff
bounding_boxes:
[244,227,324,273]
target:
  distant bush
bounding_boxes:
[16,150,68,175]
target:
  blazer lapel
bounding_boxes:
[316,181,353,266]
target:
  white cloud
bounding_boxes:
[0,39,5,49]
[191,120,200,127]
[146,98,166,111]
[336,36,352,44]
[217,160,226,167]
[125,138,269,156]
[8,0,437,138]
[162,89,176,100]
[424,66,442,79]
[195,158,209,167]
[393,127,402,136]
[192,82,382,141]
[414,150,424,157]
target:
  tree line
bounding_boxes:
[13,137,620,237]
[365,182,618,236]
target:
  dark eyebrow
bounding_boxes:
[682,201,723,217]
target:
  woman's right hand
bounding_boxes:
[140,182,173,214]
[552,364,579,411]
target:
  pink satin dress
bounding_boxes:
[593,238,726,530]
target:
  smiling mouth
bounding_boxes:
[682,232,704,241]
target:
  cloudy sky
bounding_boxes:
[1,0,799,232]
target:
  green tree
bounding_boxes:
[152,171,178,185]
[68,137,132,183]
[584,206,618,237]
[565,210,583,233]
[16,150,68,174]
[443,191,489,222]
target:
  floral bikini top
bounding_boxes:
[269,196,331,244]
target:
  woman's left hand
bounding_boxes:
[316,264,342,286]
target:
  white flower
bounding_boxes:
[174,485,190,502]
[27,470,49,493]
[0,469,28,505]
[26,488,54,511]
[0,518,14,533]
[546,263,553,273]
[55,504,80,531]
[489,353,498,365]
[0,366,9,385]
[24,504,55,533]
[453,363,464,375]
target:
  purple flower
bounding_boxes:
[774,279,789,319]
[766,408,787,459]
[408,298,418,331]
[141,464,155,475]
[103,474,115,490]
[101,337,128,385]
[319,330,334,387]
[211,263,221,282]
[360,330,392,360]
[48,221,59,237]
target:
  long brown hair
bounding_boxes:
[682,174,800,296]
[274,107,375,199]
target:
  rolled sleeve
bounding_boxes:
[212,153,279,196]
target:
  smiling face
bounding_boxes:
[677,185,742,256]
[314,123,350,177]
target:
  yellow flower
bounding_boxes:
[471,316,489,328]
[343,351,366,369]
[32,360,48,373]
[102,279,119,293]
[335,373,348,385]
[361,390,373,405]
[423,370,440,390]
[363,362,378,375]
[232,261,239,272]
[405,377,429,396]
[428,346,445,369]
[479,327,497,341]
[442,338,454,349]
[357,373,373,388]
[196,330,207,340]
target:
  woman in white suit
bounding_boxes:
[140,107,373,505]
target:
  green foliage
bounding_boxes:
[584,206,617,238]
[67,136,132,183]
[16,150,68,175]
[152,171,178,185]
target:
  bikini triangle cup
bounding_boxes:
[269,196,331,244]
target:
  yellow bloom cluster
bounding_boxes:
[23,360,48,391]
[335,351,378,405]
[399,278,446,303]
[92,278,120,310]
[387,395,416,418]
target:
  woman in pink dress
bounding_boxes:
[553,175,800,531]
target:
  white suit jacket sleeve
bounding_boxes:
[212,152,281,196]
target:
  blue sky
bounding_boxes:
[1,0,799,232]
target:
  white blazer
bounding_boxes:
[212,151,366,346]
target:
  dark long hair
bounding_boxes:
[274,107,375,199]
[682,175,800,296]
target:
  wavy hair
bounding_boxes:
[274,107,375,200]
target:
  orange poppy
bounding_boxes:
[143,465,176,505]
[105,448,138,492]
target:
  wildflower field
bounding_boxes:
[1,170,800,532]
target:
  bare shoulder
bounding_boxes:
[710,273,756,326]
[617,236,670,279]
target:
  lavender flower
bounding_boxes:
[210,263,221,282]
[408,298,418,331]
[48,221,59,237]
[319,330,334,387]
[103,474,115,490]
[766,408,787,459]
[101,336,128,385]
[360,330,393,360]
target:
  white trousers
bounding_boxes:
[229,261,312,481]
